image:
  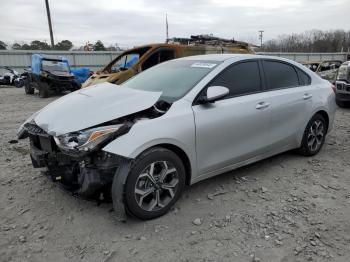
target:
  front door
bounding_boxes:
[193,60,272,175]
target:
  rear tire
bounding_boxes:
[24,82,34,95]
[39,82,49,98]
[298,114,327,156]
[123,147,186,220]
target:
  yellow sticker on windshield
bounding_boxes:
[191,63,217,69]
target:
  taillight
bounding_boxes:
[331,84,336,93]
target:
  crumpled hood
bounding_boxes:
[34,82,161,136]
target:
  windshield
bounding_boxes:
[42,60,69,72]
[122,60,220,102]
[110,53,140,72]
[106,46,151,73]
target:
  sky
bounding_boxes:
[0,0,349,48]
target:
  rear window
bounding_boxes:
[295,67,311,86]
[337,65,349,81]
[263,60,299,90]
[42,60,69,72]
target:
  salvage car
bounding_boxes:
[82,35,253,87]
[24,54,82,98]
[302,60,342,83]
[18,54,336,220]
[334,60,350,107]
[0,66,23,87]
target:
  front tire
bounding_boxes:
[24,82,34,94]
[124,147,186,220]
[298,114,327,156]
[38,82,49,98]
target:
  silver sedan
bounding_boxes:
[18,54,336,220]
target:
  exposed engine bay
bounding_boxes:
[21,100,171,201]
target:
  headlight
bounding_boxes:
[54,124,123,152]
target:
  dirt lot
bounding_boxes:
[0,87,350,262]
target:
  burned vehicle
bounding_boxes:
[18,54,335,220]
[0,66,25,87]
[302,60,342,83]
[82,35,253,87]
[334,61,350,107]
[24,54,80,98]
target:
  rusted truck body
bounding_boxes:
[82,39,253,87]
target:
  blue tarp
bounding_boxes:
[31,54,43,75]
[71,67,91,84]
[31,54,70,75]
[125,55,138,68]
[31,54,90,84]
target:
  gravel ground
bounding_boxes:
[1,87,350,262]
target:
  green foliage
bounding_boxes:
[263,29,350,52]
[29,40,51,50]
[93,40,106,51]
[21,44,31,50]
[54,40,73,50]
[12,43,22,50]
[0,40,7,50]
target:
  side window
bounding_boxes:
[141,52,159,71]
[141,50,175,71]
[263,60,299,90]
[295,67,311,86]
[160,50,175,63]
[209,61,261,97]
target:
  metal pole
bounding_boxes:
[258,30,264,49]
[45,0,55,47]
[166,13,169,43]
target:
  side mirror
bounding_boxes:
[205,86,229,103]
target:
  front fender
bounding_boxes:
[102,100,198,180]
[105,136,191,160]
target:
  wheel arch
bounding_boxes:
[142,143,192,186]
[314,110,329,133]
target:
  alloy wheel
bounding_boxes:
[307,120,324,152]
[134,161,179,212]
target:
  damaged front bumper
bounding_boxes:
[25,123,129,203]
[28,129,130,221]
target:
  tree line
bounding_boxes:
[0,39,117,51]
[2,29,350,52]
[262,29,350,52]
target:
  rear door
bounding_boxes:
[261,60,314,149]
[193,60,272,175]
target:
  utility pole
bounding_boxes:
[45,0,55,47]
[165,13,169,43]
[258,30,264,48]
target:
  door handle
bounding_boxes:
[255,102,270,110]
[303,93,313,100]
